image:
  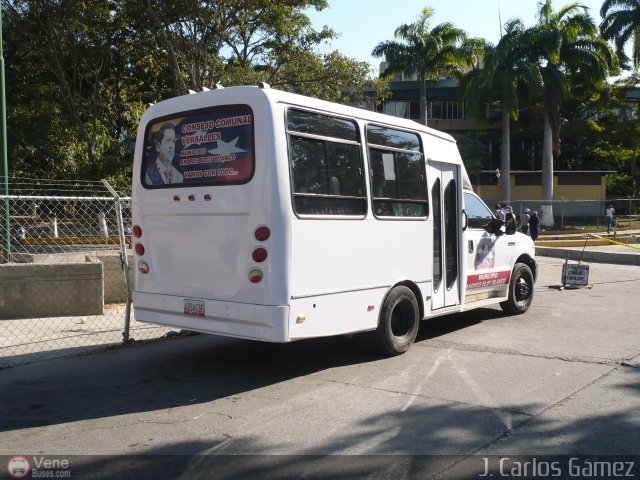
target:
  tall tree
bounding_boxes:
[462,19,542,202]
[600,0,640,70]
[526,0,617,226]
[3,0,386,182]
[127,0,386,105]
[601,0,640,196]
[3,0,148,180]
[371,7,470,126]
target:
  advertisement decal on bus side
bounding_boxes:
[466,270,511,289]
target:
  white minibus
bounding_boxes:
[132,84,536,355]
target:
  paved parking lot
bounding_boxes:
[0,256,639,478]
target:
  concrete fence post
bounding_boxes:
[49,216,58,238]
[98,212,108,238]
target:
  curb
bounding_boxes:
[535,246,640,266]
[535,239,617,247]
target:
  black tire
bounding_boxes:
[372,286,420,356]
[500,262,534,315]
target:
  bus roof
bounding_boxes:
[143,85,458,144]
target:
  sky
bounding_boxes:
[305,0,608,75]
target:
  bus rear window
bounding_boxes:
[142,106,254,188]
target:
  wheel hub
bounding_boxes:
[516,276,530,301]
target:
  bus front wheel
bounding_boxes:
[373,286,420,356]
[500,262,534,315]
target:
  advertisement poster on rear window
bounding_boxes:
[142,107,254,187]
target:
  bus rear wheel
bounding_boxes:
[500,262,534,315]
[373,286,420,356]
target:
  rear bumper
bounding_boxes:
[133,291,290,342]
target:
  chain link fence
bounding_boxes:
[0,177,172,368]
[2,177,638,368]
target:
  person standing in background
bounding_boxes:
[501,203,512,220]
[605,204,615,234]
[529,211,540,241]
[520,208,530,235]
[504,211,517,234]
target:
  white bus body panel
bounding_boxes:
[133,88,292,341]
[288,217,432,339]
[132,86,535,343]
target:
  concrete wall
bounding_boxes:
[0,261,104,318]
[90,254,134,304]
[9,251,134,305]
[10,252,88,264]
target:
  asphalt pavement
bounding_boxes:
[0,256,638,479]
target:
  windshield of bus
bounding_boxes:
[141,106,254,188]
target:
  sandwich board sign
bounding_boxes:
[562,261,590,287]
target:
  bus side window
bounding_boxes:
[366,124,428,218]
[291,137,326,194]
[287,109,366,216]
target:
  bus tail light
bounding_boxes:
[255,226,270,241]
[135,243,145,256]
[138,262,149,274]
[132,225,142,238]
[252,247,268,263]
[248,268,263,284]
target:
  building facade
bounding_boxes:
[366,73,632,202]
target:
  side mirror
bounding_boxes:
[484,217,504,236]
[462,209,468,231]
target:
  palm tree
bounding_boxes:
[601,1,640,198]
[526,0,617,226]
[371,7,469,126]
[600,0,640,70]
[462,19,542,203]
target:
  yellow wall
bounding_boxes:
[474,176,606,201]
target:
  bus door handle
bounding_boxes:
[468,240,474,253]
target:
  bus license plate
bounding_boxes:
[184,299,205,316]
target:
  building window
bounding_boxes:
[384,101,410,118]
[557,174,602,185]
[614,104,638,121]
[428,101,466,120]
[515,174,542,186]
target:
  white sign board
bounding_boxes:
[562,263,590,286]
[382,153,396,181]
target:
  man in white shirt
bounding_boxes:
[501,203,512,220]
[605,205,615,234]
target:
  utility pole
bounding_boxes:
[0,4,9,263]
